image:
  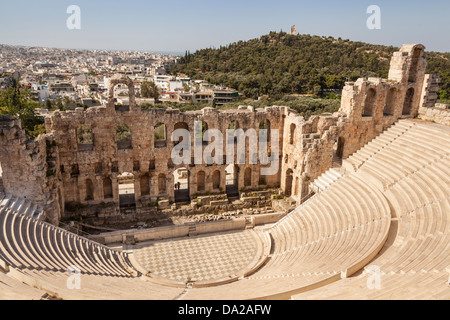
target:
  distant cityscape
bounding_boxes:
[0,44,239,113]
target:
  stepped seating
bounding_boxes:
[309,167,343,193]
[0,194,43,221]
[0,203,137,278]
[0,270,45,300]
[292,120,450,300]
[181,173,391,300]
[1,120,449,300]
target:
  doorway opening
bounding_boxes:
[118,172,136,208]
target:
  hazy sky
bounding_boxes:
[0,0,449,53]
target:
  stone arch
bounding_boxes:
[244,167,252,187]
[158,174,167,194]
[108,76,136,111]
[212,170,221,190]
[103,177,113,199]
[363,88,377,117]
[294,176,299,196]
[117,124,132,149]
[173,168,189,202]
[408,47,424,83]
[140,173,150,196]
[173,122,189,146]
[85,178,94,201]
[259,119,271,142]
[118,172,135,207]
[229,120,240,144]
[285,169,294,196]
[384,88,398,116]
[197,171,206,192]
[335,136,345,159]
[290,124,296,145]
[403,87,415,116]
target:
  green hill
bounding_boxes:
[171,32,450,99]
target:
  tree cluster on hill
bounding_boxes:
[171,32,450,99]
[0,80,45,139]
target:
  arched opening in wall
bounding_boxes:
[333,137,345,167]
[290,124,296,145]
[197,171,206,192]
[244,167,252,187]
[229,120,240,144]
[173,168,189,202]
[285,169,294,197]
[154,123,167,148]
[140,174,150,196]
[103,177,113,199]
[212,170,221,190]
[118,172,135,208]
[363,88,377,117]
[113,83,131,112]
[77,125,94,151]
[201,122,209,146]
[158,174,167,195]
[403,88,415,116]
[408,47,423,83]
[174,122,189,146]
[117,124,132,150]
[225,164,239,198]
[85,179,94,202]
[384,88,398,116]
[259,120,271,142]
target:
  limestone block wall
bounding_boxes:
[0,115,60,224]
[280,44,437,202]
[0,44,442,224]
[418,104,450,126]
[44,101,285,219]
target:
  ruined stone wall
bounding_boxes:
[0,115,60,224]
[44,92,285,219]
[280,44,437,202]
[419,104,450,126]
[0,44,441,224]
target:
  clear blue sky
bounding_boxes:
[0,0,449,53]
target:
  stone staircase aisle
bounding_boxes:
[310,120,414,194]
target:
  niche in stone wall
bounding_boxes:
[408,47,423,83]
[384,88,398,116]
[403,88,415,116]
[140,173,150,196]
[103,177,113,199]
[363,88,377,117]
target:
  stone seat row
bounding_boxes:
[291,120,450,300]
[0,194,43,220]
[0,204,135,278]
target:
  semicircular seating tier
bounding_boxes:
[292,120,450,300]
[0,119,449,300]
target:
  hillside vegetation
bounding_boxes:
[171,32,450,99]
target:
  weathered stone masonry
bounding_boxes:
[0,44,442,225]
